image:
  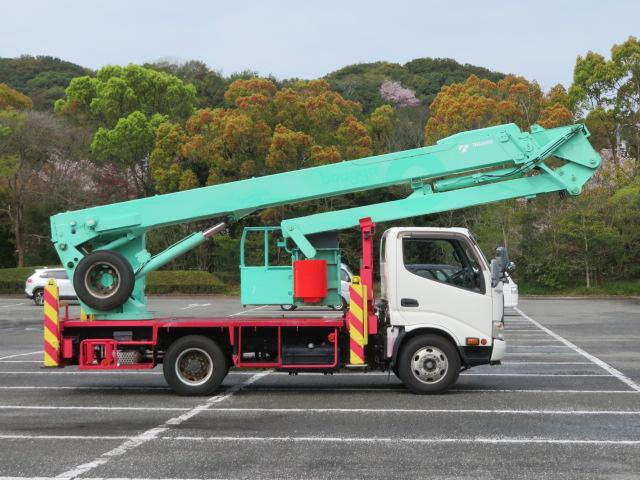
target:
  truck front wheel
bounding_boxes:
[397,334,460,394]
[163,335,228,396]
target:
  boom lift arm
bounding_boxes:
[50,122,601,319]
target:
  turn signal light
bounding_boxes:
[466,337,479,346]
[327,332,336,343]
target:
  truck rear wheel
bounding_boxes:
[163,335,228,396]
[397,334,460,394]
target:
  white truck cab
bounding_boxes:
[380,227,506,376]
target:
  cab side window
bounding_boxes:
[402,237,484,293]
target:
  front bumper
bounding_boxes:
[491,339,506,362]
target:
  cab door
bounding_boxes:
[395,232,492,339]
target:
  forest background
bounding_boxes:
[1,36,639,295]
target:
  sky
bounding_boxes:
[2,0,639,89]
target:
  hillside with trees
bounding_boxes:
[0,39,638,294]
[0,56,90,110]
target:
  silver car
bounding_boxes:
[25,268,76,306]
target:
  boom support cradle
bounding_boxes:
[50,123,601,319]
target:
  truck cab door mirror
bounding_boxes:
[505,261,516,274]
[495,246,509,270]
[490,259,501,288]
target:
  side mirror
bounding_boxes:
[490,259,501,288]
[495,246,509,271]
[491,247,515,287]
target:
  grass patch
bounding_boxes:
[519,279,640,296]
[0,266,239,295]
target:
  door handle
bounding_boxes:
[401,298,419,307]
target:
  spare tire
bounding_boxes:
[73,250,134,311]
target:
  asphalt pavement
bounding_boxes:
[0,295,638,479]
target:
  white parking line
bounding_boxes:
[0,360,42,363]
[0,370,165,375]
[222,371,614,378]
[167,436,640,445]
[504,353,582,356]
[0,302,25,308]
[506,345,572,349]
[1,405,639,415]
[247,387,639,394]
[0,370,613,378]
[502,361,592,365]
[0,370,255,375]
[180,303,212,310]
[505,330,549,333]
[55,371,270,479]
[515,307,640,392]
[227,305,268,317]
[460,373,612,377]
[0,434,637,446]
[0,405,189,412]
[0,477,228,480]
[0,385,171,391]
[0,351,42,361]
[0,385,636,394]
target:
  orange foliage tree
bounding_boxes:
[424,75,573,144]
[0,83,32,111]
[150,79,376,193]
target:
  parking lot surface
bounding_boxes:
[0,295,638,479]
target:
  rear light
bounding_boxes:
[492,321,504,340]
[26,278,33,283]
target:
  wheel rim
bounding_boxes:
[34,291,43,304]
[410,346,448,384]
[84,261,120,299]
[175,347,214,386]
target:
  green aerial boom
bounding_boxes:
[50,123,601,320]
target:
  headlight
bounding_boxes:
[492,321,504,340]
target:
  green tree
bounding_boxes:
[55,64,196,127]
[146,60,228,108]
[569,37,640,169]
[91,111,167,196]
[56,65,197,198]
[0,55,89,110]
[0,111,85,266]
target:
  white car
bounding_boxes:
[502,273,519,308]
[281,263,353,311]
[25,268,76,306]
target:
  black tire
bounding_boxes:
[397,334,460,394]
[32,289,44,306]
[280,304,297,311]
[163,335,228,396]
[73,250,134,311]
